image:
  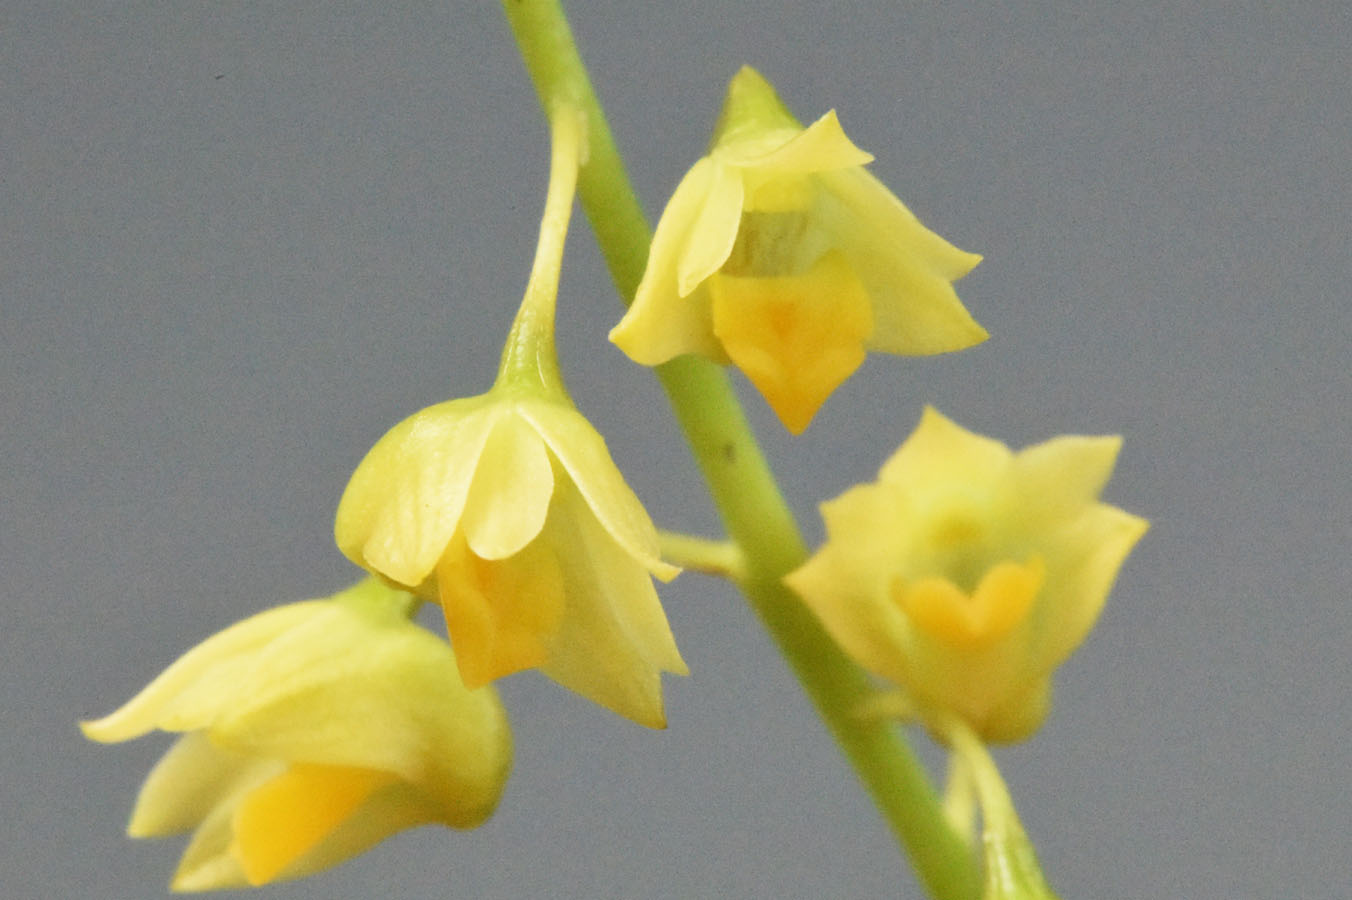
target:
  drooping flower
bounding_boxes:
[335,105,686,728]
[610,66,987,433]
[786,407,1147,741]
[335,389,687,728]
[81,579,512,892]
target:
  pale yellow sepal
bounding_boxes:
[786,407,1147,742]
[335,390,685,728]
[81,579,511,891]
[611,66,986,432]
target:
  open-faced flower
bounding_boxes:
[610,66,987,433]
[786,407,1147,741]
[81,579,511,892]
[335,389,687,728]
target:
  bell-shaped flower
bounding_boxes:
[335,105,686,729]
[786,407,1147,741]
[80,579,512,892]
[610,66,987,433]
[335,388,686,728]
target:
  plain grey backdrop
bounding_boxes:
[4,2,1348,897]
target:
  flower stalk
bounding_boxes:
[503,1,980,897]
[496,101,585,397]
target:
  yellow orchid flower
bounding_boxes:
[336,106,686,728]
[81,580,511,892]
[610,66,987,433]
[786,407,1148,741]
[335,389,687,728]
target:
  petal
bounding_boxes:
[1030,505,1149,669]
[879,407,1011,494]
[334,397,498,588]
[536,481,687,728]
[127,732,275,839]
[710,249,873,433]
[737,110,873,174]
[675,161,745,297]
[437,529,566,687]
[786,483,914,687]
[80,602,324,743]
[277,782,446,882]
[170,781,443,889]
[230,763,400,886]
[610,157,727,365]
[1009,434,1123,526]
[516,400,678,581]
[458,409,554,560]
[813,167,986,355]
[170,796,252,892]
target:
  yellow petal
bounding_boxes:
[1010,433,1122,525]
[675,160,745,297]
[711,250,873,433]
[813,167,986,355]
[732,112,873,213]
[128,733,271,839]
[610,158,727,365]
[536,481,687,729]
[1032,505,1149,669]
[80,602,324,743]
[517,400,678,581]
[785,483,915,687]
[459,410,554,560]
[878,407,1010,493]
[738,110,874,175]
[334,398,499,589]
[231,763,400,886]
[170,796,252,892]
[273,783,449,882]
[436,530,565,688]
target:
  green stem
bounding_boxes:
[502,3,978,897]
[938,716,1060,900]
[495,103,585,397]
[657,530,744,579]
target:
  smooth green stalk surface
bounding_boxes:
[502,2,979,897]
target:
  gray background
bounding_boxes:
[4,2,1348,897]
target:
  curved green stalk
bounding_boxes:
[501,2,979,897]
